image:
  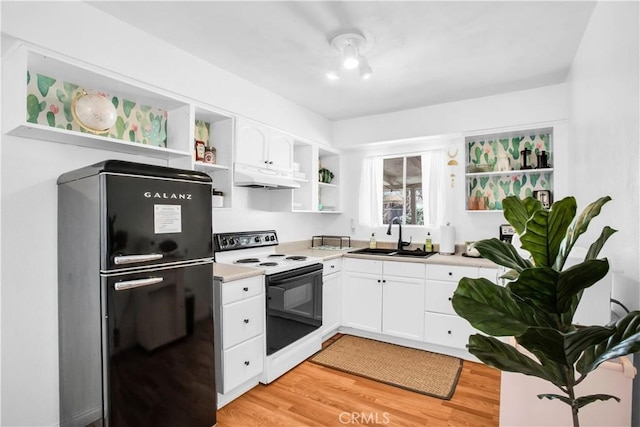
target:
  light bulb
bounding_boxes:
[326,56,341,80]
[359,56,373,79]
[342,43,359,70]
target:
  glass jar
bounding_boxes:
[204,147,216,164]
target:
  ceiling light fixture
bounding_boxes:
[327,32,373,80]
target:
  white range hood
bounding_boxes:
[234,163,301,190]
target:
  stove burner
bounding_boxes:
[268,254,286,258]
[235,258,260,264]
[259,262,278,267]
[286,256,307,261]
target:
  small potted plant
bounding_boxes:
[452,195,640,427]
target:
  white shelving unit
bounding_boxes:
[464,126,555,212]
[3,42,235,208]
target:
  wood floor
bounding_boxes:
[216,335,501,426]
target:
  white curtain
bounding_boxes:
[421,150,448,227]
[358,157,384,227]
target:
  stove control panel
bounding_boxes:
[214,230,278,252]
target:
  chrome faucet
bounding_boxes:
[386,217,411,251]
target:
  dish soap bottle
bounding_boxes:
[369,233,377,249]
[425,232,433,252]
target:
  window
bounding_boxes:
[382,155,423,225]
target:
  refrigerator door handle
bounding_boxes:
[114,277,164,291]
[114,254,164,265]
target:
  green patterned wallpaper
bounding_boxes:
[26,71,168,147]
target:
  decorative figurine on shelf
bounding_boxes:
[194,140,205,162]
[319,168,334,183]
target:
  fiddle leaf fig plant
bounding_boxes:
[452,195,640,427]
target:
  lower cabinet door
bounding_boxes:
[382,276,424,341]
[321,272,342,336]
[342,272,382,332]
[223,335,264,393]
[424,312,477,349]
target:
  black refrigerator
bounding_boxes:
[57,160,216,427]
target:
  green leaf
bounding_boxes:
[467,335,567,387]
[123,99,136,118]
[453,278,540,336]
[503,196,543,235]
[577,311,640,375]
[564,326,615,365]
[539,394,620,409]
[520,197,576,268]
[585,226,617,261]
[554,196,612,271]
[556,259,609,314]
[473,238,533,272]
[507,267,560,315]
[36,74,56,97]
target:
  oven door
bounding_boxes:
[265,263,323,355]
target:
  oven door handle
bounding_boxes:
[268,270,319,287]
[114,277,164,291]
[114,254,164,265]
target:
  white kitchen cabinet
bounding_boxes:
[342,270,382,333]
[3,42,239,207]
[235,117,293,173]
[464,124,561,211]
[287,141,342,213]
[424,264,492,350]
[320,258,342,338]
[213,275,265,405]
[343,258,425,340]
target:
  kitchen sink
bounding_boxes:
[349,248,436,258]
[350,248,397,255]
[392,249,436,258]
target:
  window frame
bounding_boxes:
[381,153,424,227]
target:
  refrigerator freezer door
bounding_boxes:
[102,173,213,272]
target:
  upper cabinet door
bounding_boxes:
[267,130,294,172]
[235,118,268,167]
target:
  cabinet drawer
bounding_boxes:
[426,264,478,282]
[323,258,342,275]
[221,276,263,305]
[222,295,264,349]
[424,312,476,350]
[222,335,264,393]
[425,280,457,315]
[384,261,425,279]
[345,258,382,275]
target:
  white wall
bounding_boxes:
[333,84,568,147]
[336,85,569,248]
[0,2,336,426]
[565,1,640,424]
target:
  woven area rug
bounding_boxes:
[309,335,463,400]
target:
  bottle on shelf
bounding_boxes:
[369,233,376,249]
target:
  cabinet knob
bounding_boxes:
[264,160,268,164]
[269,161,273,165]
[447,330,452,335]
[382,279,386,283]
[448,272,453,276]
[448,297,452,301]
[377,279,381,283]
[243,287,249,292]
[331,265,335,269]
[244,361,250,366]
[243,319,250,324]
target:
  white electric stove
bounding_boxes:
[213,230,322,274]
[213,230,324,384]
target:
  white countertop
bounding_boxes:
[214,245,498,282]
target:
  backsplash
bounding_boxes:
[26,71,168,147]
